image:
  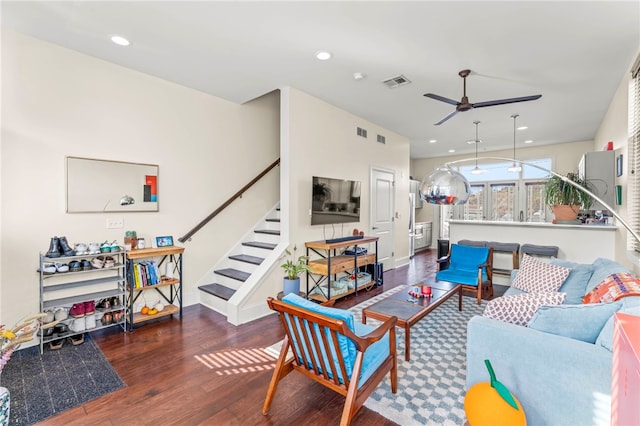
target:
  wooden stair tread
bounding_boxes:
[198,283,236,301]
[254,229,280,235]
[265,218,280,223]
[215,268,250,282]
[242,241,277,250]
[229,254,264,265]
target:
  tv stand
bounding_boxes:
[305,236,379,302]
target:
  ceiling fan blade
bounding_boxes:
[424,93,460,106]
[472,94,542,108]
[434,109,459,125]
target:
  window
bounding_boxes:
[524,182,547,222]
[463,185,485,220]
[630,55,640,252]
[490,183,516,221]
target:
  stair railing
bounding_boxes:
[178,158,280,243]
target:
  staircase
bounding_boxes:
[198,206,282,322]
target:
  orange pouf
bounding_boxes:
[464,360,526,426]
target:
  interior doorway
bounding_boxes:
[370,167,395,270]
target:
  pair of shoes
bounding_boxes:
[45,236,75,258]
[91,256,105,269]
[69,334,84,345]
[100,241,120,253]
[97,298,111,310]
[69,261,82,272]
[69,301,96,318]
[49,339,64,350]
[104,256,115,268]
[74,243,89,255]
[70,314,96,332]
[110,296,122,308]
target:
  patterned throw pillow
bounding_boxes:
[483,292,567,326]
[512,254,571,293]
[582,272,640,304]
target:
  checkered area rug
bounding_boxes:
[265,287,487,426]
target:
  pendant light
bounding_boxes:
[471,121,484,175]
[507,114,522,173]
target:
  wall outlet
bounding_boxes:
[106,218,124,229]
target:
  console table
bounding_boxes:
[305,236,378,302]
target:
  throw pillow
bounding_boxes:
[511,254,571,293]
[585,258,632,293]
[582,272,640,304]
[595,297,640,352]
[483,292,567,326]
[550,259,595,304]
[528,302,622,343]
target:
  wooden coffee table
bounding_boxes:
[361,281,462,361]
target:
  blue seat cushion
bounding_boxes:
[353,322,391,388]
[282,293,357,382]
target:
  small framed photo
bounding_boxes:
[156,236,174,247]
[616,154,623,177]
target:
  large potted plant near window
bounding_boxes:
[281,245,310,296]
[544,172,593,223]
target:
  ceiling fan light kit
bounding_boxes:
[424,69,542,125]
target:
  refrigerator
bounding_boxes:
[409,193,416,257]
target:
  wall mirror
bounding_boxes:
[66,157,159,213]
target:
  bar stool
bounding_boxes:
[520,244,559,260]
[488,242,520,276]
[457,240,488,248]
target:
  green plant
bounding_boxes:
[281,245,310,280]
[544,172,593,209]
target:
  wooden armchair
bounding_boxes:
[262,294,397,426]
[436,243,493,304]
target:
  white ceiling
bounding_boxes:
[2,1,639,159]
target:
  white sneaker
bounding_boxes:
[54,308,68,321]
[85,314,96,330]
[88,242,100,254]
[69,317,86,332]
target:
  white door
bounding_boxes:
[370,168,395,270]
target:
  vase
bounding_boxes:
[283,278,300,296]
[0,386,9,426]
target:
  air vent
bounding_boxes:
[382,74,411,88]
[377,134,386,144]
[356,127,368,138]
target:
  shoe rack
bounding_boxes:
[125,246,184,330]
[38,247,127,354]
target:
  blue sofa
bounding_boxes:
[466,258,640,426]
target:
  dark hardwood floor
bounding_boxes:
[37,249,499,426]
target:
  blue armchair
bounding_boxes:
[436,243,493,304]
[262,293,397,426]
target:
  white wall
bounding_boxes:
[284,87,411,266]
[1,31,280,329]
[594,48,639,268]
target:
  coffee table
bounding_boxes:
[361,281,462,361]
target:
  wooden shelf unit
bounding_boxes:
[305,236,379,302]
[126,246,184,330]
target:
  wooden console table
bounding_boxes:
[305,236,378,302]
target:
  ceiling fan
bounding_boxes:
[424,69,542,125]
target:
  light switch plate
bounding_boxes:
[106,218,124,229]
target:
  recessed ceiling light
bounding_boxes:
[111,35,130,46]
[524,140,533,144]
[316,51,332,60]
[517,126,528,130]
[353,72,365,80]
[429,139,437,144]
[448,149,456,153]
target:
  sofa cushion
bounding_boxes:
[595,297,640,352]
[550,259,595,304]
[511,254,571,293]
[585,258,632,293]
[483,292,566,326]
[583,272,640,304]
[528,302,622,343]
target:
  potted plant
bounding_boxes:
[544,172,593,223]
[312,182,331,211]
[280,245,310,296]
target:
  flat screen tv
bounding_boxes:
[311,176,361,225]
